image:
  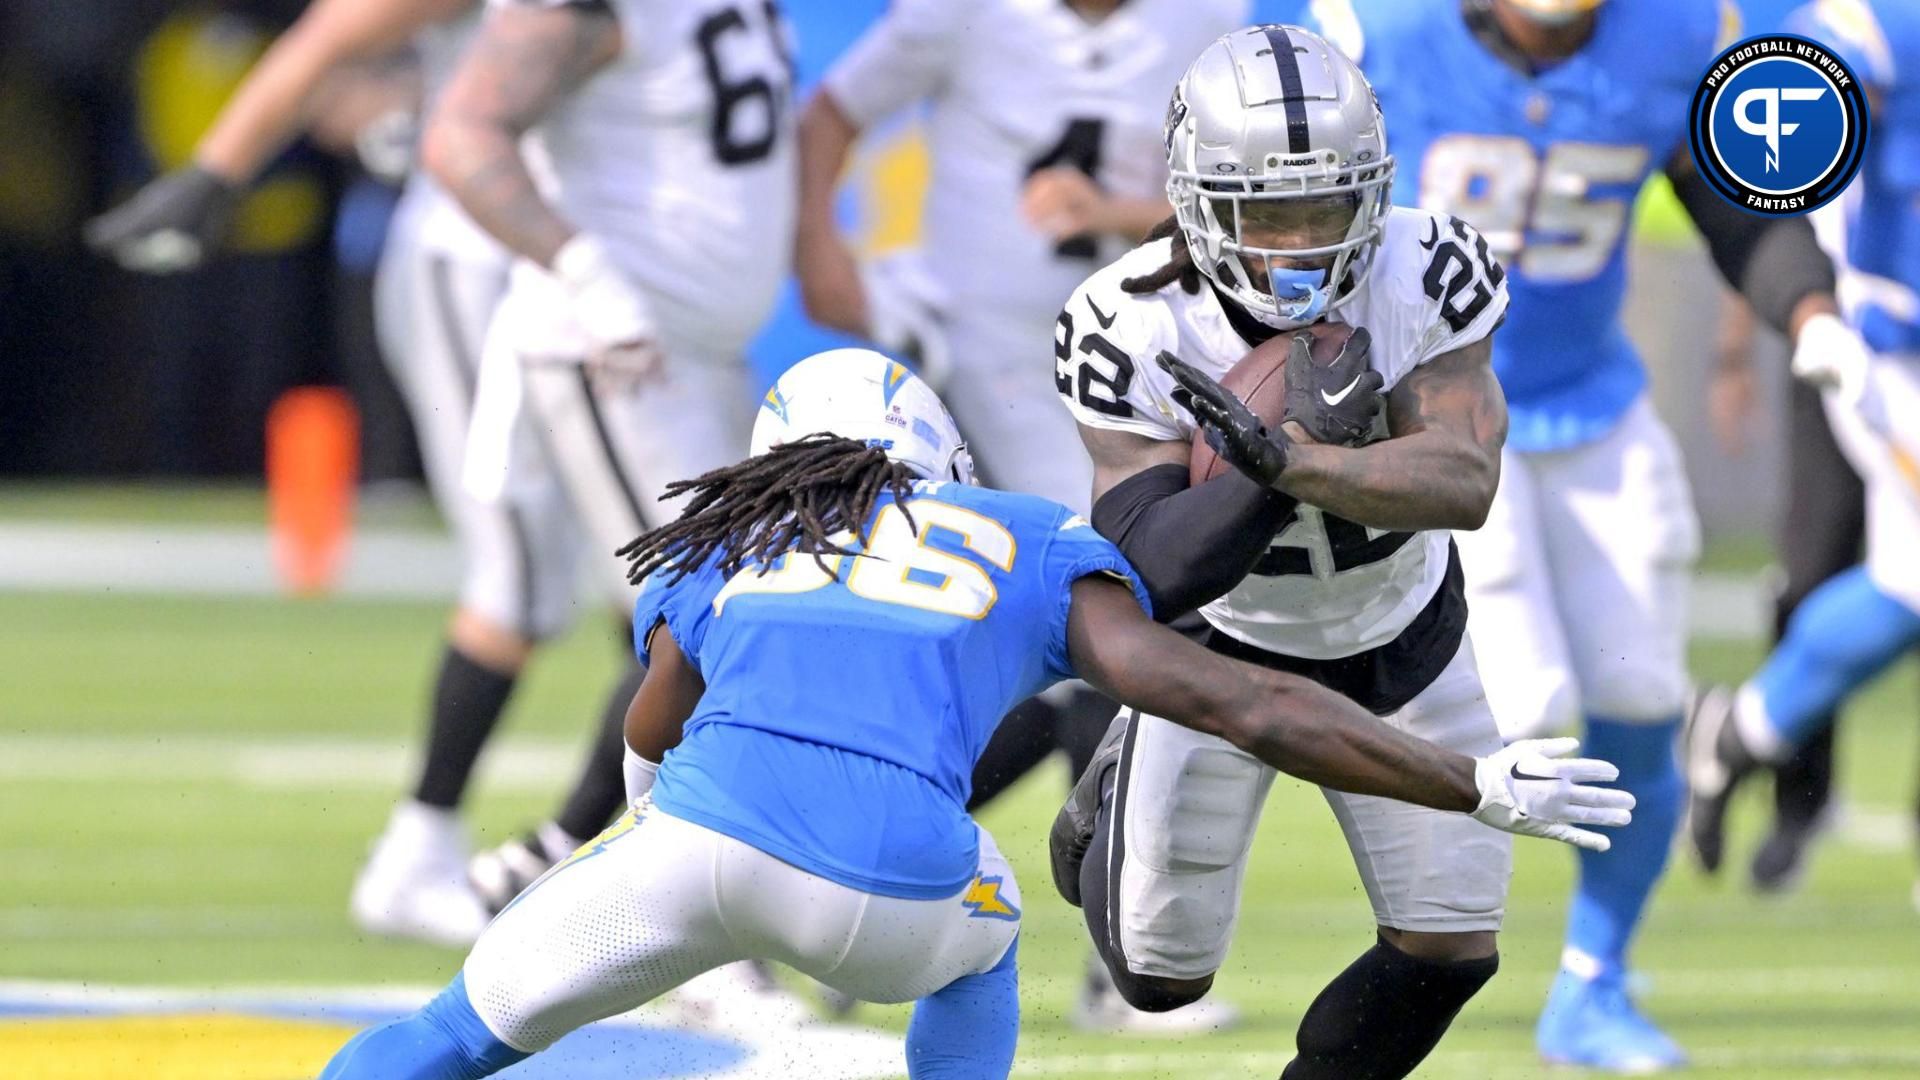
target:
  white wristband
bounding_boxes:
[623,744,660,807]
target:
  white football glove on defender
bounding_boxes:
[1471,737,1636,852]
[551,233,665,383]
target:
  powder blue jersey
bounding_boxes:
[1791,0,1920,356]
[634,479,1148,900]
[1306,0,1733,450]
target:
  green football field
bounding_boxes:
[2,499,1918,1077]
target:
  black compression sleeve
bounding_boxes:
[1091,462,1296,621]
[1669,159,1835,335]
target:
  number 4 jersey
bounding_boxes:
[1057,207,1508,673]
[499,0,796,358]
[821,0,1248,327]
[634,480,1149,899]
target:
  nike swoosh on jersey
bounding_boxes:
[1085,295,1117,330]
[1321,375,1364,406]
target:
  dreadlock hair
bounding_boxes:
[1120,214,1204,296]
[615,433,920,587]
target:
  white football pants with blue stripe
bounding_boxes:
[321,800,1023,1079]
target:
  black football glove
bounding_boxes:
[1281,326,1385,446]
[84,165,240,274]
[1156,350,1291,488]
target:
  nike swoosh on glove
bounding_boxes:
[1156,351,1291,487]
[1471,737,1636,852]
[1282,327,1385,446]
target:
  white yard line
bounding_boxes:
[0,733,578,791]
[0,521,1771,638]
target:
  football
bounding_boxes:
[1189,320,1357,485]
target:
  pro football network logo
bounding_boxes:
[1688,33,1869,216]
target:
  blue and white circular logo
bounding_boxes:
[1689,34,1870,216]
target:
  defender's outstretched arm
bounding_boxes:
[1065,575,1632,850]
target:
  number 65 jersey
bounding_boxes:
[1056,207,1507,694]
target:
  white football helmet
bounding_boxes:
[750,349,974,484]
[1165,25,1393,330]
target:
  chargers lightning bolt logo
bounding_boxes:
[962,875,1021,921]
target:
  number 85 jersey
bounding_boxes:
[1056,206,1507,664]
[1305,0,1733,452]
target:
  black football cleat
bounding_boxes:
[1049,711,1130,908]
[1683,685,1761,875]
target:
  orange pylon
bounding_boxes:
[266,387,358,595]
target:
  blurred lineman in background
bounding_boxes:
[1305,0,1870,1069]
[83,0,720,955]
[1689,0,1920,911]
[1709,296,1910,894]
[792,0,1248,1032]
[419,0,801,1002]
[81,0,549,947]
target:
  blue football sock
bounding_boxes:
[1563,717,1682,977]
[906,937,1020,1080]
[320,973,530,1080]
[1753,567,1920,750]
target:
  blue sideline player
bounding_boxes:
[1300,0,1865,1068]
[317,349,1632,1079]
[1688,0,1920,905]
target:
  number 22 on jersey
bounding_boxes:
[711,499,1017,620]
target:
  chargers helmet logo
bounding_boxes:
[1688,33,1869,216]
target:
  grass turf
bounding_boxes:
[1,586,1916,1078]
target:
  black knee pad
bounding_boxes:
[1285,937,1499,1080]
[1104,964,1213,1013]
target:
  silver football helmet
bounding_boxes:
[1165,25,1393,330]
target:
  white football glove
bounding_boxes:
[1471,737,1636,852]
[551,233,665,383]
[1792,312,1880,424]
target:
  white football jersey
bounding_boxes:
[397,7,502,263]
[1058,207,1509,660]
[499,0,796,356]
[823,0,1247,327]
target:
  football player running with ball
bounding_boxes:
[319,349,1632,1080]
[1301,0,1870,1068]
[1051,27,1525,1080]
[421,0,796,943]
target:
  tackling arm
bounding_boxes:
[1066,575,1634,849]
[1066,574,1478,809]
[422,3,621,267]
[1271,336,1508,531]
[1081,423,1297,620]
